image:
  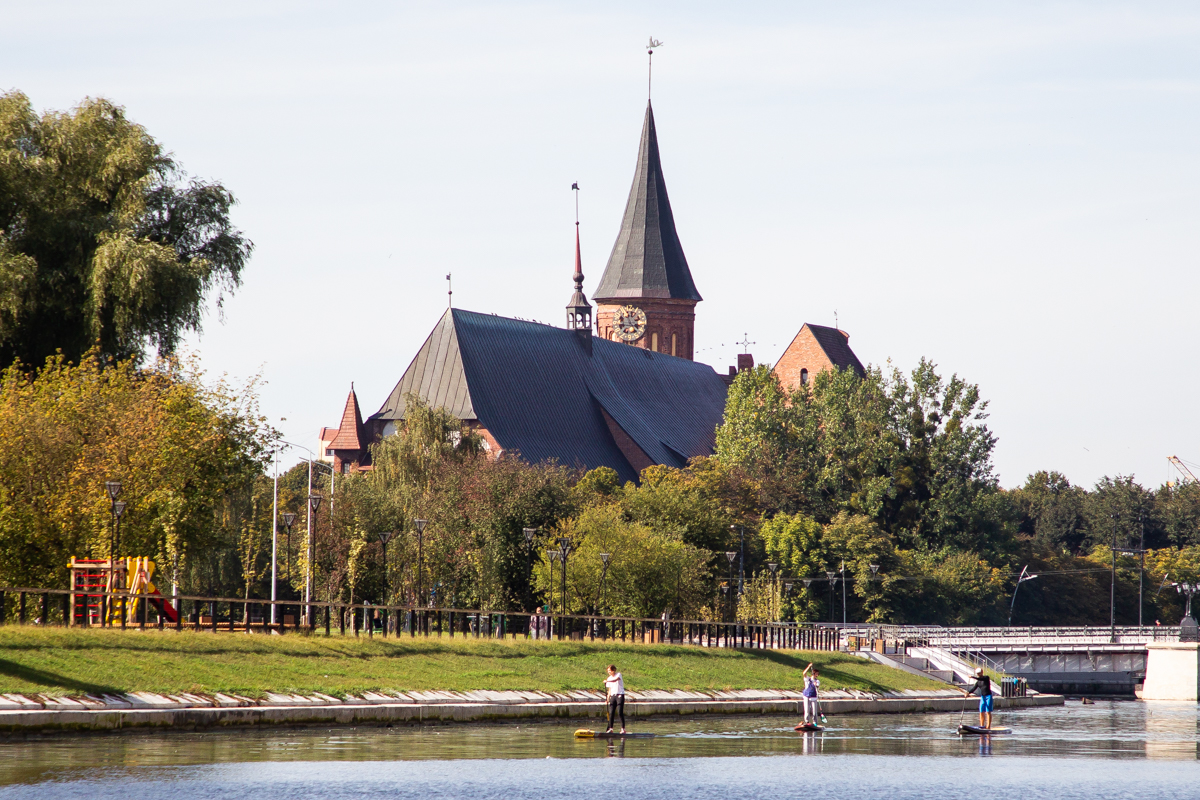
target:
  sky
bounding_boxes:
[4,1,1200,489]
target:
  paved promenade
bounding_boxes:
[0,688,1062,734]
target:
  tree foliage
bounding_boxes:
[0,91,251,364]
[0,352,273,590]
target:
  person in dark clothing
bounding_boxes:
[963,667,993,729]
[604,664,626,734]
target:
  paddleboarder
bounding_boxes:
[801,663,822,726]
[604,664,626,734]
[963,667,993,729]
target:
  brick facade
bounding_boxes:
[595,298,697,360]
[774,324,862,392]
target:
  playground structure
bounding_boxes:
[68,556,178,626]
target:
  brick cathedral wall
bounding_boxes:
[595,299,697,360]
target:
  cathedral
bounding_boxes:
[320,100,865,482]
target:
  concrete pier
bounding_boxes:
[1137,643,1199,701]
[0,690,1063,735]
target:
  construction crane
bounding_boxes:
[1168,455,1200,486]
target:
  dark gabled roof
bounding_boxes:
[373,310,476,421]
[593,101,701,303]
[806,323,866,376]
[372,309,728,483]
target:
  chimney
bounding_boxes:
[737,353,754,373]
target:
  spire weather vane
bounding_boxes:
[572,181,580,226]
[647,37,663,99]
[446,273,452,309]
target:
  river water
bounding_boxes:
[1,701,1196,799]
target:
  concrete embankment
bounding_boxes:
[0,689,1063,735]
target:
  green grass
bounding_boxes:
[0,627,944,698]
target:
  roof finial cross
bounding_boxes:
[446,273,452,309]
[647,37,663,100]
[737,333,755,354]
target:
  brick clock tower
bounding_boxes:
[593,101,701,360]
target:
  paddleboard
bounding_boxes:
[957,725,1011,736]
[794,723,824,732]
[574,729,655,739]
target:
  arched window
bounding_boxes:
[671,333,677,357]
[800,368,809,386]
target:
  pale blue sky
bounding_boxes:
[5,1,1200,488]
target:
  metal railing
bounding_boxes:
[0,586,840,652]
[874,624,1182,647]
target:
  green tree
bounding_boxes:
[0,91,252,365]
[1009,471,1089,553]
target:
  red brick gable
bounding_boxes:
[774,324,865,392]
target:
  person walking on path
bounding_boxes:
[963,667,994,729]
[604,664,626,734]
[801,663,822,725]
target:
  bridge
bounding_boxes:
[854,625,1186,696]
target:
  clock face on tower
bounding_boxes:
[614,305,648,342]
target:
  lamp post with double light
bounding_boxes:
[522,527,537,612]
[276,512,296,625]
[558,537,572,636]
[1176,582,1200,641]
[413,518,427,632]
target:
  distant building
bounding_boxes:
[320,99,866,479]
[773,323,866,392]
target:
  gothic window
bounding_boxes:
[651,332,659,352]
[800,368,809,385]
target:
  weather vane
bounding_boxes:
[572,182,580,226]
[647,37,663,99]
[446,273,452,309]
[737,333,755,354]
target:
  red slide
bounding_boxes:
[148,589,179,623]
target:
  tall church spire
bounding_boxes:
[593,101,701,303]
[594,101,700,360]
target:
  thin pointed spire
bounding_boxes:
[566,182,592,331]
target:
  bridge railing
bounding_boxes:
[873,624,1181,646]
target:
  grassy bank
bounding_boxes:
[0,627,942,698]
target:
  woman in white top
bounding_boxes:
[604,664,626,734]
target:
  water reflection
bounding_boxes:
[0,701,1195,797]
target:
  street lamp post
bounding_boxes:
[413,519,427,632]
[729,524,745,595]
[599,552,611,617]
[378,530,394,634]
[549,549,560,637]
[840,561,847,625]
[558,537,572,637]
[1175,582,1200,641]
[767,562,779,621]
[522,527,537,612]
[277,513,296,625]
[826,570,837,624]
[104,481,122,625]
[1008,565,1039,626]
[307,495,322,627]
[725,552,737,623]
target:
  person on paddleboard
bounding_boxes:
[963,667,993,729]
[801,663,822,726]
[604,664,626,734]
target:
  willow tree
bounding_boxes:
[0,91,252,365]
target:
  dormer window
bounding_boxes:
[800,368,809,386]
